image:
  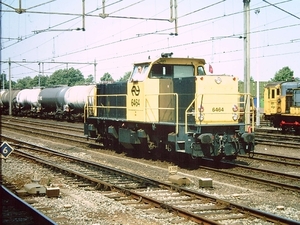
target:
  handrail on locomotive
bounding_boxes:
[84,92,255,133]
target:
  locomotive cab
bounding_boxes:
[264,81,300,131]
[264,82,282,126]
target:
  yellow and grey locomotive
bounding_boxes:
[84,54,255,162]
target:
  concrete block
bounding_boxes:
[168,174,191,186]
[24,183,46,195]
[46,187,60,197]
[168,166,178,175]
[199,178,213,188]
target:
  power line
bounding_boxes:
[262,0,300,20]
[3,19,299,77]
[1,0,177,52]
[2,0,299,78]
[1,0,292,54]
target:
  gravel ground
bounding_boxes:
[1,130,300,224]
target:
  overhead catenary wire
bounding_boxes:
[1,0,299,80]
[1,0,293,54]
[262,0,300,20]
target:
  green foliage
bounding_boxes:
[271,66,294,82]
[100,72,114,82]
[13,76,33,89]
[85,74,94,84]
[118,71,131,81]
[9,67,96,89]
[0,72,8,89]
[46,67,85,86]
[31,75,48,87]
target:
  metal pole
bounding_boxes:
[38,62,41,87]
[2,72,4,90]
[174,0,178,35]
[94,59,97,83]
[170,0,173,21]
[42,62,44,76]
[9,58,12,116]
[82,0,85,31]
[255,9,260,127]
[243,0,251,127]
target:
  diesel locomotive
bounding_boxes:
[264,81,300,134]
[84,54,255,161]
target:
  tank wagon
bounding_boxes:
[0,89,21,114]
[0,90,5,109]
[63,85,95,121]
[84,54,255,162]
[264,81,300,134]
[0,85,95,121]
[15,88,41,116]
[38,86,70,119]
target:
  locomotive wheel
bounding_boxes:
[224,155,237,161]
[212,155,222,162]
[115,142,124,154]
[69,115,75,122]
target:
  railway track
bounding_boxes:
[238,152,300,168]
[2,117,300,192]
[1,116,83,135]
[255,128,300,148]
[2,116,300,223]
[1,117,92,146]
[4,137,300,225]
[200,159,300,192]
[2,116,83,132]
[1,185,56,225]
[6,117,299,150]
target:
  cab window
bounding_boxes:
[271,89,275,98]
[150,64,194,78]
[174,65,194,78]
[131,64,149,82]
[197,66,205,75]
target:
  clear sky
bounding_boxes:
[1,0,300,82]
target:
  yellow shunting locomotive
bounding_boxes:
[264,81,300,134]
[84,53,255,162]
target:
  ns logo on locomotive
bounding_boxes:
[84,53,255,162]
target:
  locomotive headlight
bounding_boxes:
[232,113,238,121]
[277,107,281,113]
[232,104,238,112]
[215,77,222,84]
[198,105,204,112]
[198,114,204,121]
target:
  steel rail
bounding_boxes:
[8,138,300,225]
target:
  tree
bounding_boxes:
[118,71,131,81]
[0,72,7,89]
[271,66,294,82]
[14,76,33,89]
[46,68,84,86]
[100,72,114,82]
[31,75,49,87]
[85,74,94,84]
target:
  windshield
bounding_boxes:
[131,64,149,82]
